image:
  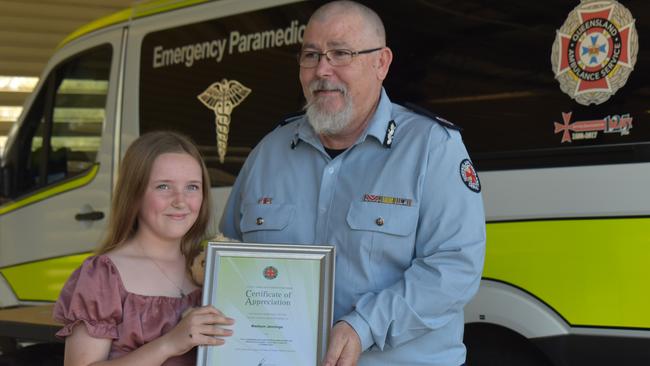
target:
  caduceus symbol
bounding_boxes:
[197,79,251,163]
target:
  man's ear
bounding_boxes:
[375,47,393,81]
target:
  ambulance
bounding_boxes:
[0,0,648,364]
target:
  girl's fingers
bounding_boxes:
[192,312,235,326]
[198,324,234,337]
[188,332,227,346]
[186,305,223,316]
[187,325,233,346]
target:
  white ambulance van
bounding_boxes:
[0,0,648,364]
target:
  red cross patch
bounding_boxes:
[460,159,481,193]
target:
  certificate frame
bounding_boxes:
[197,241,335,366]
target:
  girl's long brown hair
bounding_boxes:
[97,131,212,269]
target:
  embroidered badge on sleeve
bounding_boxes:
[460,159,481,193]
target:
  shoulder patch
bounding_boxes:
[278,110,306,126]
[404,102,461,131]
[459,159,481,193]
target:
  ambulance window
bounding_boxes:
[10,44,111,197]
[139,2,314,187]
[138,1,649,176]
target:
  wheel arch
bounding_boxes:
[464,279,570,339]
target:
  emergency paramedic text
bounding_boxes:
[152,20,306,69]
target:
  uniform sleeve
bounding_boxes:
[340,129,486,350]
[219,170,245,240]
[52,255,124,340]
[219,139,263,240]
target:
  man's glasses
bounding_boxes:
[297,47,383,68]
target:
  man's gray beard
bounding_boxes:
[304,91,354,136]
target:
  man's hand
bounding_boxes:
[322,321,362,366]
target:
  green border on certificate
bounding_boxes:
[198,242,335,366]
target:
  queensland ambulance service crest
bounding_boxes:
[551,0,638,105]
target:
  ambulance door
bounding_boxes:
[0,28,124,305]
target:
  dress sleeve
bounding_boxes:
[53,255,123,339]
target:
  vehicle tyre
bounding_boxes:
[0,337,17,355]
[464,323,553,366]
[0,342,64,366]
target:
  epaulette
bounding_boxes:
[404,102,462,131]
[278,110,306,126]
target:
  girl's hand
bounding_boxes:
[163,305,235,356]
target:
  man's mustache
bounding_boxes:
[309,79,347,95]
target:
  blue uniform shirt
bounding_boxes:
[220,89,486,366]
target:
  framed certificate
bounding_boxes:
[197,242,335,366]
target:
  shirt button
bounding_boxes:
[375,217,384,226]
[256,217,264,225]
[328,167,334,174]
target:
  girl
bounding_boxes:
[53,131,233,366]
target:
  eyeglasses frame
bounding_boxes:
[297,47,384,68]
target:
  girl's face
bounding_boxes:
[137,152,203,244]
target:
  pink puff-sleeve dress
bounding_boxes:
[53,255,201,366]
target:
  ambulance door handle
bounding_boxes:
[75,211,105,221]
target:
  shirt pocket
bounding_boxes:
[240,203,295,243]
[346,201,418,236]
[346,201,418,289]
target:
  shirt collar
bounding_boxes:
[294,87,394,149]
[363,87,394,146]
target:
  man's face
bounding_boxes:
[299,13,381,135]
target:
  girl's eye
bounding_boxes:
[186,184,200,191]
[156,184,170,190]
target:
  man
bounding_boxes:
[220,1,486,365]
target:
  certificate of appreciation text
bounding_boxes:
[198,242,334,366]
